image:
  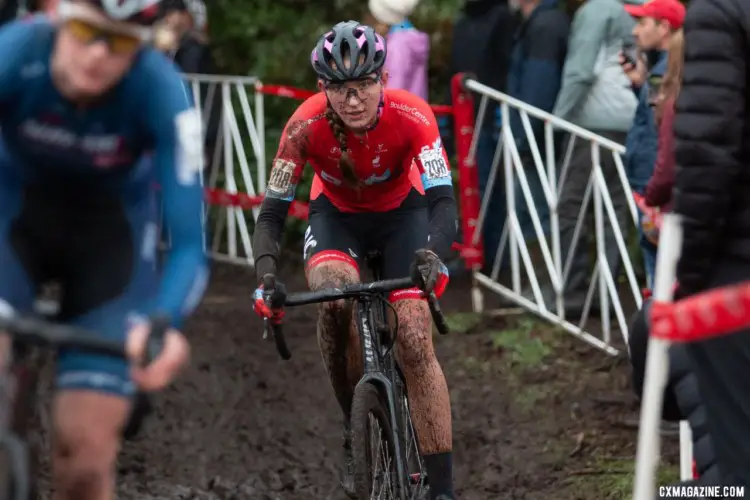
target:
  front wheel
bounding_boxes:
[350,382,400,500]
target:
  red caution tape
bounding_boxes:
[650,283,750,342]
[203,188,309,220]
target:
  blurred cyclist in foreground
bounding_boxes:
[0,0,207,498]
[252,21,459,500]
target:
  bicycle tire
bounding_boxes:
[350,382,400,500]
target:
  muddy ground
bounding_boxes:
[33,261,679,499]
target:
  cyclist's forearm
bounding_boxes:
[155,244,208,327]
[252,197,291,279]
[425,185,458,260]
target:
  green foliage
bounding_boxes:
[208,0,463,96]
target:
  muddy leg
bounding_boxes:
[306,261,361,420]
[394,298,453,499]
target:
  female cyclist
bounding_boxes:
[252,21,458,500]
[0,1,206,498]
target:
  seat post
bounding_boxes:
[365,250,383,282]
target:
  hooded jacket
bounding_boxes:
[507,0,569,154]
[384,20,430,101]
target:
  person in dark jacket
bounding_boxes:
[628,302,720,486]
[442,0,517,272]
[672,0,750,488]
[506,0,568,239]
[158,0,219,164]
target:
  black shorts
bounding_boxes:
[0,182,158,397]
[304,189,428,301]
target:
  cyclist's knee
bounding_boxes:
[394,299,434,368]
[307,261,359,317]
[52,391,129,495]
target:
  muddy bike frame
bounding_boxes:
[0,307,168,500]
[264,260,449,499]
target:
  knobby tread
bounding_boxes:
[350,382,399,499]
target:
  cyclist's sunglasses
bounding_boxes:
[64,18,143,54]
[324,76,381,100]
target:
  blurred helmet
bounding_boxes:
[311,21,387,82]
[62,0,162,25]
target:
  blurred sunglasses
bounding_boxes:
[64,18,143,54]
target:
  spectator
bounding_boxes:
[638,27,684,284]
[643,28,682,212]
[541,0,637,316]
[367,0,430,101]
[157,0,219,166]
[671,0,750,489]
[506,0,568,240]
[444,0,516,271]
[622,0,685,287]
[0,0,21,23]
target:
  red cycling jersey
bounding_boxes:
[266,89,452,212]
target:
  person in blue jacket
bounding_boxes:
[506,0,568,240]
[0,0,207,498]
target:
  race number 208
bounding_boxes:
[659,485,746,498]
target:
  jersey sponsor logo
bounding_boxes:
[320,170,342,186]
[175,108,204,185]
[389,101,430,126]
[19,119,133,168]
[267,159,297,201]
[363,168,391,185]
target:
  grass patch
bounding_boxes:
[460,355,491,374]
[489,317,555,367]
[444,312,482,334]
[566,456,680,499]
[514,384,549,412]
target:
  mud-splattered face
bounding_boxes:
[316,48,389,131]
[320,74,385,130]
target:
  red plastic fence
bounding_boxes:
[205,75,483,270]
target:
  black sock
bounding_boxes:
[423,452,454,499]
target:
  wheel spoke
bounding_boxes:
[367,412,398,499]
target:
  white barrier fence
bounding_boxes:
[464,78,642,356]
[180,73,266,267]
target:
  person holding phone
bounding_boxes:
[621,0,685,287]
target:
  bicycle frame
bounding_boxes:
[0,344,30,500]
[352,293,410,498]
[265,269,449,500]
[0,309,168,500]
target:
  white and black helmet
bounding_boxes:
[59,0,161,25]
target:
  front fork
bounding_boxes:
[355,300,409,500]
[0,338,30,500]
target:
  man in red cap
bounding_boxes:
[621,0,685,289]
[626,0,685,65]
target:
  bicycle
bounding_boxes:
[0,302,168,500]
[263,250,450,500]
